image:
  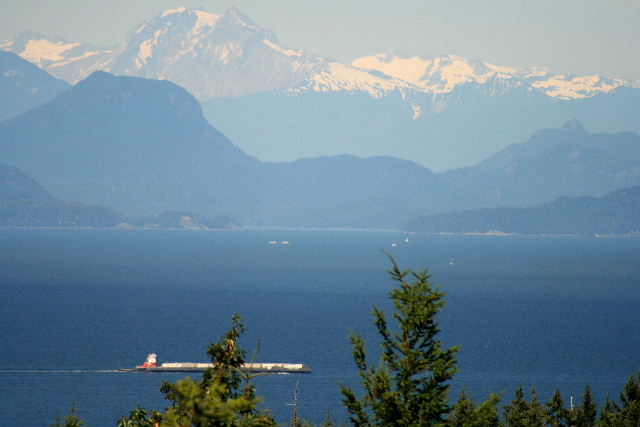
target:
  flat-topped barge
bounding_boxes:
[124,354,311,374]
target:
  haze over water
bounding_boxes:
[1,228,639,425]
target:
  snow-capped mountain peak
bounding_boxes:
[1,9,636,103]
[75,7,326,99]
[221,7,261,32]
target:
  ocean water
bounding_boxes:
[1,228,639,426]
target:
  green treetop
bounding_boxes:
[340,257,459,427]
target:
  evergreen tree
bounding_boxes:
[201,314,248,398]
[571,385,597,427]
[51,403,85,427]
[527,387,550,426]
[160,378,274,427]
[448,389,475,427]
[340,257,458,426]
[138,314,277,427]
[117,405,161,427]
[503,386,549,426]
[618,371,640,426]
[597,396,620,426]
[447,389,500,427]
[503,385,529,427]
[300,411,340,427]
[546,388,569,427]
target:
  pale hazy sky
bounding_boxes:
[1,0,639,79]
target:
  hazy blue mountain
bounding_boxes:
[439,119,640,209]
[203,85,640,171]
[2,72,640,229]
[0,51,69,122]
[0,164,118,227]
[0,71,455,227]
[406,185,640,236]
[0,164,52,200]
[4,8,640,171]
[0,71,265,218]
[254,155,461,228]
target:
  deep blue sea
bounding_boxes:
[1,228,639,426]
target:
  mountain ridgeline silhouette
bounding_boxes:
[406,185,640,236]
[1,71,640,228]
[0,163,119,227]
[0,71,264,218]
[3,7,640,171]
[0,51,69,122]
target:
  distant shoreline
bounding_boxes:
[1,225,639,238]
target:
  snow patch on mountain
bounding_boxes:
[136,40,152,68]
[484,62,519,74]
[427,55,478,91]
[161,7,187,18]
[530,74,628,100]
[353,52,517,94]
[353,51,632,101]
[291,61,418,98]
[47,50,104,69]
[192,10,221,33]
[21,39,81,64]
[262,39,302,57]
[352,53,433,85]
[0,32,113,82]
[411,104,423,119]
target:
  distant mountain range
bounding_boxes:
[0,71,445,227]
[406,185,640,236]
[1,71,639,228]
[0,70,262,218]
[2,7,639,170]
[440,119,640,208]
[0,51,69,122]
[2,9,636,102]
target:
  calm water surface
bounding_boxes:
[1,228,639,426]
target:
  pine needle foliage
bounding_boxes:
[51,403,85,427]
[340,257,458,427]
[447,388,501,427]
[158,314,276,427]
[599,371,640,426]
[545,388,569,427]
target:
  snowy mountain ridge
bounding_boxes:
[1,7,638,102]
[352,51,637,100]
